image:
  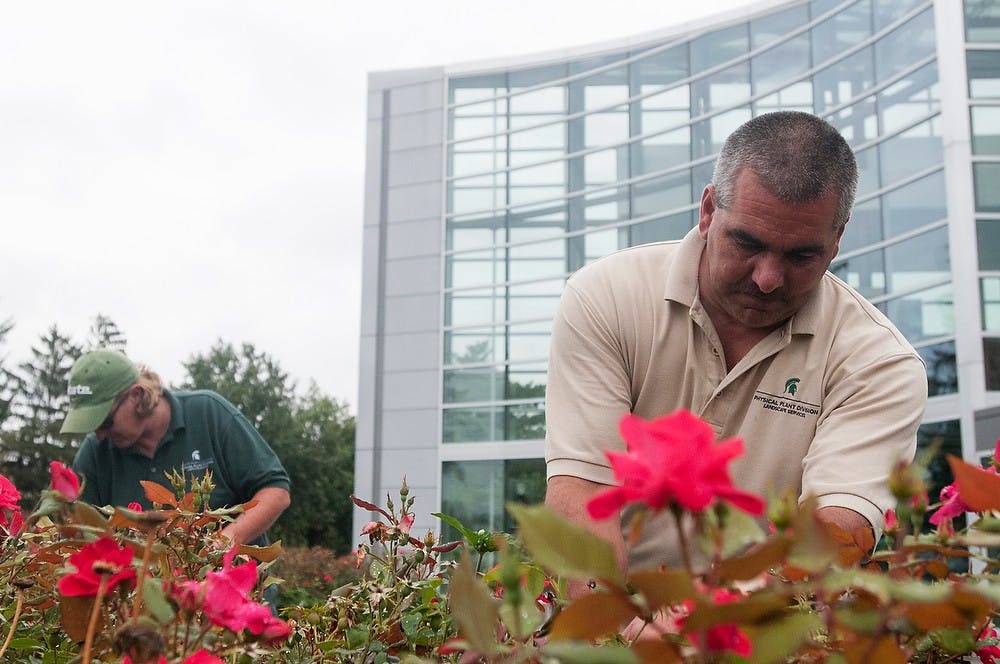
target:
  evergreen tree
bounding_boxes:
[0,325,82,506]
[0,316,15,427]
[86,314,127,352]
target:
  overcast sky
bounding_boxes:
[0,0,754,410]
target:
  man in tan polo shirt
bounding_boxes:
[545,111,927,583]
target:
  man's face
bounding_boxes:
[94,391,141,451]
[697,169,844,332]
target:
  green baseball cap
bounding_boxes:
[60,349,140,434]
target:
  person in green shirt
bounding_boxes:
[61,349,291,548]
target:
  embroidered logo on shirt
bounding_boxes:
[182,449,214,473]
[752,389,819,419]
[784,377,801,396]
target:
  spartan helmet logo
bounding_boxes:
[191,450,201,461]
[784,378,801,396]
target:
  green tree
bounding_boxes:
[179,341,297,435]
[0,316,15,427]
[86,313,127,352]
[0,325,82,506]
[179,340,356,552]
[277,385,355,552]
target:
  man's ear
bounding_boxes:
[698,184,716,240]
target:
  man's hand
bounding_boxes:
[545,475,628,599]
[816,505,876,564]
[219,486,290,547]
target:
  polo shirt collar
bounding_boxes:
[663,227,703,307]
[662,226,824,337]
[159,389,186,449]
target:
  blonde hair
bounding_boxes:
[131,365,164,418]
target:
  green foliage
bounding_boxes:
[0,471,291,663]
[178,340,356,552]
[272,547,360,608]
[0,325,82,506]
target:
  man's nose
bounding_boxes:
[752,255,785,294]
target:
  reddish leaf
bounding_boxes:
[715,536,792,583]
[844,635,906,664]
[947,454,1000,512]
[628,569,695,612]
[548,592,638,641]
[431,540,462,553]
[631,639,683,664]
[905,601,967,630]
[59,593,98,642]
[141,481,178,507]
[238,540,283,563]
[350,494,391,519]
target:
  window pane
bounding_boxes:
[691,23,748,71]
[634,44,689,88]
[969,50,1000,99]
[507,401,546,440]
[831,249,886,298]
[443,406,502,442]
[446,288,502,327]
[841,196,882,253]
[445,327,503,365]
[972,106,1000,155]
[509,320,552,362]
[884,226,950,294]
[978,220,1000,270]
[629,210,696,246]
[632,171,692,217]
[987,337,1000,390]
[984,277,1000,331]
[813,1,872,66]
[918,420,963,531]
[827,95,878,146]
[508,363,547,399]
[880,283,954,343]
[441,458,546,537]
[917,341,958,396]
[444,367,503,403]
[878,116,942,187]
[874,0,928,30]
[813,47,875,115]
[966,0,1000,42]
[874,9,935,80]
[883,170,946,237]
[751,35,810,94]
[877,62,940,136]
[508,278,563,322]
[855,144,880,197]
[974,163,1000,212]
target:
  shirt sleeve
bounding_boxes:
[213,405,291,504]
[71,435,106,506]
[545,280,634,485]
[803,350,927,530]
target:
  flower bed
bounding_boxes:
[4,411,1000,663]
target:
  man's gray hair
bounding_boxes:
[712,111,858,229]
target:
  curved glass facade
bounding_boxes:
[358,0,1000,539]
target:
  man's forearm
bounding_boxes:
[220,486,291,546]
[545,475,627,597]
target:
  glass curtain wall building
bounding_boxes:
[357,0,1000,539]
